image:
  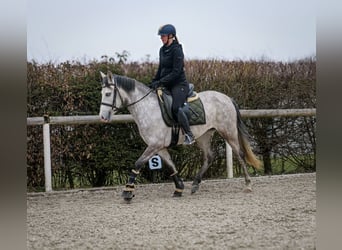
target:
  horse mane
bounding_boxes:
[114,75,136,92]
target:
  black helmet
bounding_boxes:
[158,24,176,36]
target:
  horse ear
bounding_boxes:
[107,71,113,82]
[100,71,106,79]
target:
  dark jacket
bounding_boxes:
[153,40,188,89]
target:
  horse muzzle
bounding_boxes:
[99,111,111,122]
[100,117,109,123]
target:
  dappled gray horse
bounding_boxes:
[99,71,261,201]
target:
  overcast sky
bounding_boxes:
[27,0,316,63]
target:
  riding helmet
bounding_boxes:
[158,24,176,36]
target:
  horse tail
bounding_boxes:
[232,100,262,170]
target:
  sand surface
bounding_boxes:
[27,173,316,249]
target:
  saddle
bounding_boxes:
[156,83,206,127]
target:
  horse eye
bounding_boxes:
[105,92,111,97]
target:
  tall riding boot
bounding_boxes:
[177,107,195,145]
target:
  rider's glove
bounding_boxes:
[149,81,160,90]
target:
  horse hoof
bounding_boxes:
[122,190,135,201]
[124,197,133,203]
[243,187,252,193]
[191,185,199,194]
[173,190,183,197]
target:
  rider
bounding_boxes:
[149,24,195,145]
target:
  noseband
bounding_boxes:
[101,82,122,112]
[101,78,153,112]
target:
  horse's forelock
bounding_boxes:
[102,76,109,87]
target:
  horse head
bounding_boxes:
[99,71,123,122]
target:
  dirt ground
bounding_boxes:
[27,173,316,249]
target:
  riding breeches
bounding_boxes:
[170,84,189,121]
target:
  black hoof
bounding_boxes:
[173,190,183,197]
[122,190,135,201]
[191,184,199,194]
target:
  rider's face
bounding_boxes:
[160,35,169,45]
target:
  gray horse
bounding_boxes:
[99,71,261,200]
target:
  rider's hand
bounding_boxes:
[149,81,160,90]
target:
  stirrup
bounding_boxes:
[184,134,195,145]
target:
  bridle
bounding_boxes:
[101,77,153,112]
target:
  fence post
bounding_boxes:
[226,142,233,178]
[43,115,52,192]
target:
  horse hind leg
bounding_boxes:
[236,150,253,193]
[220,131,253,192]
[191,130,215,194]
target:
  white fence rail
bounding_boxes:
[27,109,316,192]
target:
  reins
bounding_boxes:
[124,88,154,108]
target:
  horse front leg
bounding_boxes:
[122,145,162,201]
[153,149,184,197]
[170,172,184,197]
